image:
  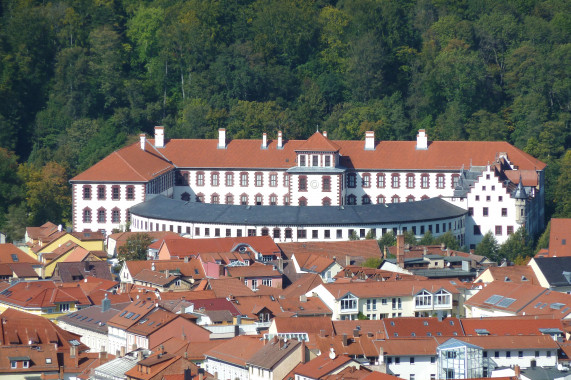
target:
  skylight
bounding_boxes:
[550,303,565,310]
[484,295,503,305]
[496,298,516,308]
[125,312,134,318]
[120,311,127,317]
[11,254,18,262]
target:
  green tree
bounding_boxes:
[403,230,417,245]
[419,231,435,245]
[498,227,533,263]
[474,232,499,262]
[349,230,360,240]
[118,233,153,262]
[378,231,396,254]
[362,257,383,268]
[535,220,551,253]
[0,148,23,226]
[434,231,460,251]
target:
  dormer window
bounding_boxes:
[325,155,331,167]
[299,155,306,167]
[312,155,319,166]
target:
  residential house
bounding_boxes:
[292,353,361,380]
[279,240,383,268]
[120,260,205,286]
[91,348,152,380]
[0,308,102,379]
[464,281,571,318]
[157,235,281,262]
[204,335,266,380]
[0,243,42,281]
[247,337,304,380]
[545,218,571,258]
[292,253,343,282]
[529,256,571,293]
[0,280,93,318]
[29,229,104,260]
[460,316,566,341]
[308,280,460,320]
[57,294,131,352]
[226,262,283,290]
[381,317,463,339]
[107,231,180,258]
[377,338,439,380]
[51,260,113,282]
[474,265,539,285]
[124,346,200,380]
[131,268,193,292]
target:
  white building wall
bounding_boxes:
[107,325,127,356]
[57,321,108,353]
[72,182,146,234]
[486,349,557,369]
[205,357,248,380]
[386,356,436,380]
[464,305,515,318]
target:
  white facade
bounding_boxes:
[56,320,108,353]
[107,325,127,357]
[384,355,436,380]
[205,357,248,380]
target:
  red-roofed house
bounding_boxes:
[71,127,545,249]
[546,219,571,257]
[204,335,265,379]
[292,353,360,380]
[226,262,283,290]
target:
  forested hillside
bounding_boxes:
[0,0,569,242]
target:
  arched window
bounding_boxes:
[362,195,371,205]
[421,195,429,200]
[196,193,204,203]
[322,197,331,206]
[211,193,220,204]
[391,195,400,203]
[299,197,307,206]
[255,193,263,205]
[347,194,357,205]
[83,208,92,223]
[377,195,386,204]
[240,193,248,205]
[225,193,234,205]
[406,195,415,202]
[181,192,191,202]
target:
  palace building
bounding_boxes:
[70,127,545,248]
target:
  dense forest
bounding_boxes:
[0,0,569,249]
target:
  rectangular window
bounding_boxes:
[362,174,370,188]
[502,208,508,217]
[299,155,306,167]
[324,155,331,167]
[324,230,330,239]
[112,186,120,200]
[506,351,511,358]
[494,351,499,358]
[474,225,481,235]
[312,155,319,166]
[299,176,307,191]
[483,207,489,216]
[377,174,385,188]
[323,176,331,192]
[518,351,523,358]
[392,174,400,188]
[83,186,91,200]
[112,209,120,223]
[255,172,263,187]
[507,226,514,235]
[197,173,204,186]
[215,228,220,237]
[226,173,234,186]
[336,229,342,239]
[195,227,200,236]
[421,175,429,188]
[11,361,16,369]
[284,174,290,188]
[410,357,414,365]
[205,228,210,236]
[407,175,414,188]
[298,229,307,239]
[436,175,445,189]
[240,173,248,187]
[270,174,277,187]
[495,225,502,235]
[126,186,135,200]
[312,230,318,239]
[97,186,106,200]
[347,173,356,188]
[212,172,219,186]
[486,195,491,201]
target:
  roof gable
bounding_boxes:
[297,132,340,152]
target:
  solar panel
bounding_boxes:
[496,298,516,308]
[484,295,503,305]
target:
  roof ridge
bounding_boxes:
[115,150,151,182]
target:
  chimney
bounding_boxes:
[365,131,375,150]
[154,126,164,148]
[300,295,307,302]
[184,368,193,380]
[120,346,125,357]
[514,365,521,379]
[353,329,359,337]
[99,347,108,365]
[397,233,405,267]
[319,329,326,338]
[277,131,283,149]
[416,129,428,150]
[441,242,446,251]
[345,255,351,267]
[342,334,348,346]
[262,133,268,149]
[322,131,327,138]
[101,293,110,312]
[198,368,204,380]
[218,128,226,149]
[137,350,143,361]
[70,346,78,368]
[423,247,428,256]
[140,134,146,151]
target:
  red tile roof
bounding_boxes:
[0,281,93,309]
[322,279,460,299]
[548,218,571,257]
[464,282,547,314]
[226,262,282,278]
[294,253,336,274]
[25,221,58,241]
[294,353,354,378]
[71,140,174,182]
[461,316,565,336]
[204,335,265,367]
[477,265,539,285]
[381,317,463,339]
[297,131,341,152]
[279,240,382,266]
[0,244,39,264]
[125,260,205,279]
[442,335,559,350]
[273,316,335,336]
[161,236,280,258]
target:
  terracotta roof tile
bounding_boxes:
[477,265,539,285]
[273,316,334,336]
[294,354,354,378]
[548,218,571,257]
[279,240,382,265]
[204,335,265,367]
[161,235,280,258]
[297,131,341,152]
[294,253,336,274]
[125,260,205,279]
[0,244,39,264]
[381,317,463,339]
[71,141,174,182]
[226,262,282,278]
[464,282,546,314]
[322,279,460,299]
[461,315,565,336]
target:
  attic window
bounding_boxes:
[125,312,134,318]
[411,332,416,337]
[390,321,395,326]
[46,358,52,364]
[449,321,454,326]
[120,311,127,317]
[423,321,429,326]
[521,276,528,281]
[394,333,398,337]
[563,239,567,245]
[426,332,432,336]
[504,277,511,282]
[10,254,18,262]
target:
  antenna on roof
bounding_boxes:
[316,124,319,132]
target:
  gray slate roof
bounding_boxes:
[533,257,571,287]
[130,196,467,227]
